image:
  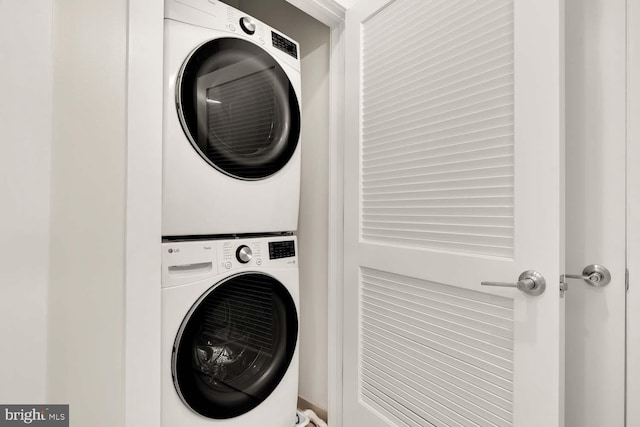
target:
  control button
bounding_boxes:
[228,23,236,32]
[239,17,256,35]
[236,245,253,264]
[256,259,262,266]
[224,262,232,269]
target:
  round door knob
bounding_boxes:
[236,245,253,263]
[239,17,256,35]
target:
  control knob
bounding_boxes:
[236,245,253,264]
[239,17,256,35]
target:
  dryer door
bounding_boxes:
[172,272,298,419]
[177,37,301,180]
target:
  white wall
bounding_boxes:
[229,0,331,412]
[0,0,52,403]
[294,17,330,412]
[48,0,128,425]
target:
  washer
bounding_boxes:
[162,235,299,426]
[163,0,302,237]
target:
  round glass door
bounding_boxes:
[177,37,301,180]
[172,273,298,419]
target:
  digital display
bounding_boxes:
[269,240,296,259]
[271,31,298,59]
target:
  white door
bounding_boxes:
[565,0,627,425]
[342,1,565,426]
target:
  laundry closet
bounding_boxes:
[3,0,636,426]
[43,0,331,425]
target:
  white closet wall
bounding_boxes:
[0,0,53,403]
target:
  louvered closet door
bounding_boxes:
[342,1,565,426]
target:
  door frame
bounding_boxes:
[627,0,640,424]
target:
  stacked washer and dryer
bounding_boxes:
[161,1,302,426]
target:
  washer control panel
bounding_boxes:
[219,236,296,271]
[268,240,296,259]
[162,235,297,287]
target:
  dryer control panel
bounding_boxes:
[271,31,298,59]
[165,0,301,72]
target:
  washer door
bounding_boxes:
[177,37,301,180]
[173,273,298,419]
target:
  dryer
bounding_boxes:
[162,235,299,426]
[163,0,302,237]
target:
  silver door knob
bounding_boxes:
[481,270,546,296]
[564,264,611,287]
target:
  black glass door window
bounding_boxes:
[173,273,298,419]
[177,38,301,180]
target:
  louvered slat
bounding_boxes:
[361,0,515,258]
[360,268,514,427]
[362,214,512,227]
